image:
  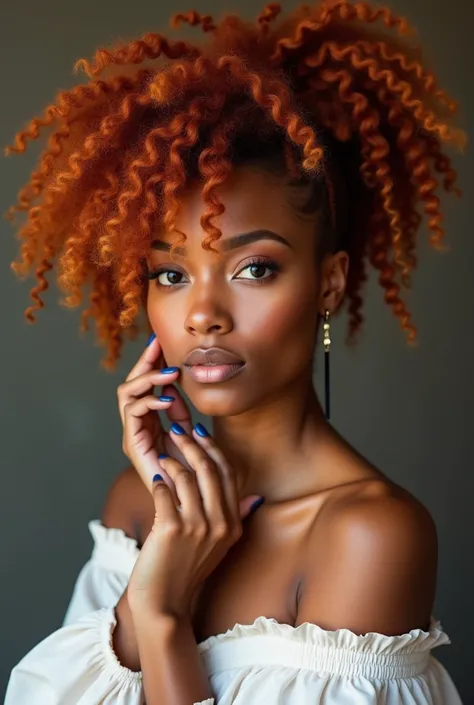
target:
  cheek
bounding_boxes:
[147,292,179,356]
[243,289,318,354]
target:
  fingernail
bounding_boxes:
[158,395,175,402]
[152,474,163,482]
[147,333,156,346]
[171,422,185,435]
[161,366,180,374]
[250,497,265,514]
[194,422,209,437]
[158,453,168,459]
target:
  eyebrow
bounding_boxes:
[151,229,292,256]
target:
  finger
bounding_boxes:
[161,384,193,435]
[155,453,181,509]
[125,333,163,384]
[151,473,180,526]
[158,456,205,523]
[124,394,175,433]
[122,395,174,489]
[191,435,262,522]
[169,425,226,523]
[117,368,180,425]
[191,425,240,524]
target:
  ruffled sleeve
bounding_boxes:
[5,607,214,705]
[62,520,140,625]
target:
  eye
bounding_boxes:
[234,257,279,282]
[147,268,187,287]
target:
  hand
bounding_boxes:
[117,333,195,503]
[126,424,264,619]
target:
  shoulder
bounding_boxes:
[297,478,438,635]
[101,466,153,545]
[323,479,437,561]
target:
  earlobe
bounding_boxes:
[318,279,342,317]
[319,295,336,319]
[319,251,349,316]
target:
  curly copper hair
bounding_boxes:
[4,0,465,371]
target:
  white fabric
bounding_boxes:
[5,520,463,705]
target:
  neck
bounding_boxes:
[211,365,330,504]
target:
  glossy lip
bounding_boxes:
[184,362,245,383]
[184,346,244,366]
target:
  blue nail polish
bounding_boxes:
[153,474,163,482]
[147,333,156,346]
[158,453,168,459]
[171,422,185,435]
[250,497,265,514]
[194,422,209,437]
[158,395,175,402]
[161,367,180,374]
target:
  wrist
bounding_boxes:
[132,609,195,656]
[129,600,191,630]
[127,590,192,626]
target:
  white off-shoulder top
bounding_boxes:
[5,520,463,704]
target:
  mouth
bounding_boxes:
[183,362,245,384]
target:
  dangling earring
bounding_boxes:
[323,310,331,420]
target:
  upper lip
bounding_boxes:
[184,347,244,366]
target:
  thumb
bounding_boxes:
[239,495,265,521]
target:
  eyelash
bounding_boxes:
[146,256,280,288]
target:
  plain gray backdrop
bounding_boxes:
[1,0,472,701]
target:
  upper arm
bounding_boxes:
[296,490,438,636]
[101,466,153,545]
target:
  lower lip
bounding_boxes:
[184,363,245,383]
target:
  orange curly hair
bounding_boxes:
[4,0,466,371]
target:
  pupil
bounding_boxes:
[168,272,181,284]
[251,265,265,278]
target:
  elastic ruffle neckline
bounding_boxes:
[197,614,450,656]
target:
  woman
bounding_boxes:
[4,1,465,703]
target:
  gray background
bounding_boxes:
[0,0,472,701]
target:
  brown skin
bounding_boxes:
[103,165,437,681]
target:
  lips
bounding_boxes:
[185,363,245,383]
[183,347,244,366]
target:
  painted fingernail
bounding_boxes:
[158,395,175,402]
[194,423,209,437]
[158,453,168,459]
[161,367,180,374]
[147,333,156,346]
[153,474,163,482]
[250,497,265,514]
[171,422,185,435]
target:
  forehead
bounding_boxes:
[159,165,317,245]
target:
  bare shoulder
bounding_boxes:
[101,466,153,545]
[296,475,438,635]
[323,476,437,551]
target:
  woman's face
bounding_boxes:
[146,165,344,417]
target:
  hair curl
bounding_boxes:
[4,0,465,370]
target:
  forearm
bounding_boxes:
[113,589,141,671]
[132,609,212,705]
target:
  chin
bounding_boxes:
[185,387,257,418]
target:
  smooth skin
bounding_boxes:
[104,166,437,691]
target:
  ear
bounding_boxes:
[318,251,349,315]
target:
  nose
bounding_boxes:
[184,289,234,336]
